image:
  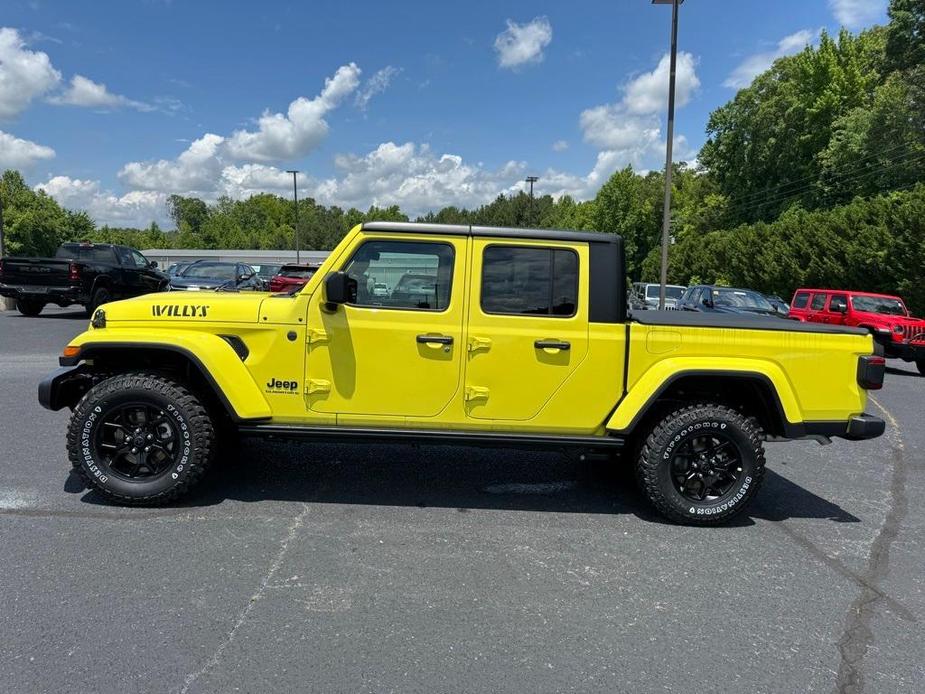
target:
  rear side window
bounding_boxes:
[481,246,578,317]
[811,293,827,310]
[792,292,810,309]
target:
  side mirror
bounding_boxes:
[832,300,847,313]
[324,271,357,307]
[237,272,254,283]
[148,260,159,269]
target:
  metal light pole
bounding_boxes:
[286,170,300,264]
[653,0,682,309]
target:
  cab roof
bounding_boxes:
[794,288,904,301]
[361,221,621,245]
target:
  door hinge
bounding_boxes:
[464,385,490,402]
[307,329,328,345]
[467,336,492,353]
[305,378,331,395]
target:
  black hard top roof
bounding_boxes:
[361,221,621,245]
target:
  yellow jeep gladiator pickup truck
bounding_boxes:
[38,222,886,524]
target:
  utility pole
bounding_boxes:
[525,176,539,226]
[653,0,682,309]
[286,170,300,264]
[0,184,5,258]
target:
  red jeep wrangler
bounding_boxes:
[790,289,925,375]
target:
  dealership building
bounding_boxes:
[142,249,331,271]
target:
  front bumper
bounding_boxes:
[883,340,925,362]
[37,365,95,411]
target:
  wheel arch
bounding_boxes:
[607,368,797,438]
[61,337,272,422]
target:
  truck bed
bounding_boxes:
[631,310,868,336]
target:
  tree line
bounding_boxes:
[1,0,922,312]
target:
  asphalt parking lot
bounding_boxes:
[1,306,922,693]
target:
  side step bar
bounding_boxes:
[237,424,625,450]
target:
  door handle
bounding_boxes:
[417,334,454,345]
[534,339,570,351]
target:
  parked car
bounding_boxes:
[41,221,884,525]
[764,294,790,317]
[372,282,390,297]
[252,264,282,290]
[268,264,319,293]
[165,261,192,277]
[679,285,782,317]
[170,260,261,292]
[629,282,686,310]
[0,241,168,316]
[790,289,924,374]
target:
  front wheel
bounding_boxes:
[67,372,216,505]
[635,403,766,525]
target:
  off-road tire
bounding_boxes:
[636,403,766,525]
[16,298,45,316]
[85,287,112,316]
[67,371,215,505]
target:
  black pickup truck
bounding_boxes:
[0,242,168,316]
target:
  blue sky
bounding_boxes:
[2,0,888,227]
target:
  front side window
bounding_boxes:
[131,250,149,268]
[481,246,578,317]
[792,292,810,309]
[811,293,827,310]
[828,294,848,312]
[341,240,454,311]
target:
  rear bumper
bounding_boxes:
[0,283,85,304]
[790,414,886,441]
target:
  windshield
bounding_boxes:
[712,288,774,311]
[255,264,281,278]
[181,262,237,280]
[645,285,685,299]
[279,266,316,279]
[852,295,907,316]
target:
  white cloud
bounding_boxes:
[36,175,168,228]
[623,52,700,115]
[723,29,814,89]
[578,51,698,174]
[311,141,524,215]
[494,17,552,70]
[0,27,61,119]
[118,133,225,192]
[0,129,55,169]
[552,139,568,152]
[355,66,400,111]
[47,74,152,111]
[829,0,886,28]
[225,63,361,162]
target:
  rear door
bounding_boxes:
[464,239,588,421]
[806,292,828,323]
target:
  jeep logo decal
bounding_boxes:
[266,378,298,394]
[151,305,210,318]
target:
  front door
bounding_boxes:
[464,239,588,421]
[305,235,466,419]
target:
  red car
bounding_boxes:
[268,264,319,293]
[790,288,925,374]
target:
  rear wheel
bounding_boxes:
[67,372,216,505]
[15,298,45,316]
[636,403,766,525]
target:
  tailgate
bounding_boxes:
[0,258,74,287]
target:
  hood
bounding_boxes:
[170,277,228,289]
[96,292,265,323]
